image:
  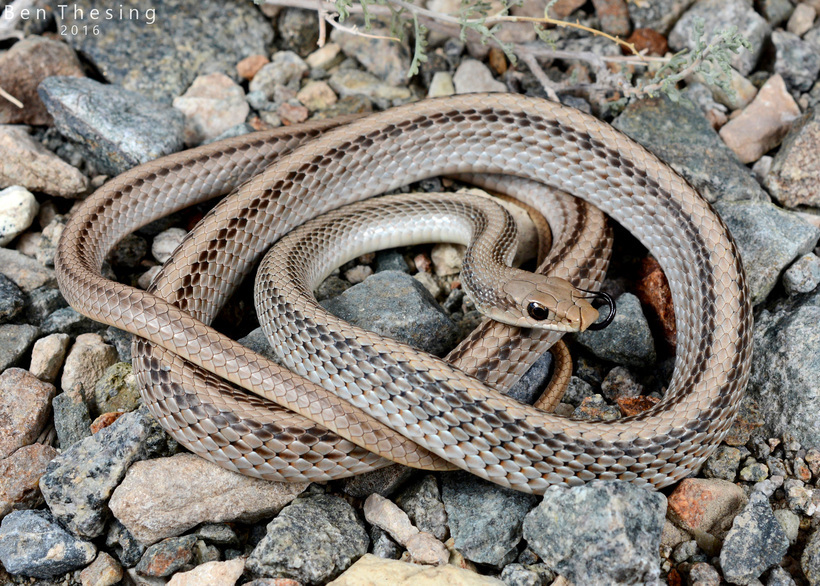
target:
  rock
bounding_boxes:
[428,71,455,98]
[691,67,758,111]
[523,480,666,585]
[167,557,245,586]
[0,185,38,247]
[701,446,742,481]
[237,54,270,80]
[441,471,537,567]
[52,387,93,448]
[0,125,89,198]
[80,551,123,586]
[773,31,820,94]
[739,462,769,482]
[765,107,820,208]
[25,287,68,328]
[306,43,342,70]
[370,525,402,560]
[788,3,817,36]
[61,333,118,397]
[106,519,147,568]
[56,0,274,104]
[0,324,39,371]
[38,76,186,176]
[575,293,656,368]
[0,443,57,518]
[173,73,250,145]
[804,529,820,586]
[39,406,176,539]
[0,248,56,294]
[628,0,695,35]
[713,200,820,304]
[278,102,308,125]
[783,253,820,295]
[430,243,464,277]
[453,60,506,94]
[296,81,338,112]
[332,21,411,86]
[322,270,459,356]
[93,362,141,416]
[194,524,239,547]
[627,28,669,56]
[0,273,24,325]
[340,463,415,499]
[328,69,412,105]
[758,0,795,25]
[311,94,373,119]
[394,475,447,541]
[41,306,106,337]
[744,290,820,448]
[35,215,65,268]
[774,509,800,544]
[612,94,767,203]
[719,75,802,164]
[277,8,318,57]
[667,478,747,535]
[29,332,70,383]
[0,509,96,578]
[109,452,306,545]
[327,554,504,585]
[151,227,187,264]
[0,368,55,460]
[600,366,642,400]
[574,394,622,421]
[249,51,309,99]
[591,0,630,37]
[720,491,789,584]
[136,535,197,577]
[668,0,769,76]
[364,494,448,565]
[246,492,369,584]
[0,247,56,292]
[0,36,86,122]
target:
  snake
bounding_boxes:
[55,93,752,494]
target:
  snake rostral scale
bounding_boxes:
[55,94,752,494]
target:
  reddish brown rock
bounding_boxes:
[667,478,747,536]
[636,256,676,350]
[591,0,631,37]
[91,412,126,434]
[278,102,309,126]
[237,54,270,81]
[625,28,668,56]
[0,368,57,460]
[488,48,508,76]
[0,443,58,518]
[616,395,659,417]
[0,36,85,126]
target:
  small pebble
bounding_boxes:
[0,185,39,247]
[152,227,187,264]
[236,54,270,80]
[783,253,820,295]
[453,60,506,94]
[80,551,123,586]
[136,535,197,577]
[787,3,816,35]
[29,332,70,384]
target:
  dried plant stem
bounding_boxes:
[0,87,24,109]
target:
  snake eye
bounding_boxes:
[527,302,550,321]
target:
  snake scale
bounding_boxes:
[55,94,752,494]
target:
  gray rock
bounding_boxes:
[772,31,820,94]
[0,323,38,371]
[249,51,309,99]
[767,565,798,586]
[702,446,742,481]
[106,519,147,569]
[0,273,24,324]
[135,535,197,577]
[328,69,412,106]
[237,327,285,365]
[321,270,460,356]
[314,275,352,302]
[628,0,695,34]
[757,0,795,26]
[277,8,319,57]
[744,291,820,449]
[24,286,67,325]
[500,563,554,586]
[52,387,92,449]
[374,250,410,274]
[572,394,622,421]
[612,94,768,203]
[340,464,415,499]
[41,306,106,336]
[765,107,820,209]
[720,491,789,584]
[93,362,141,417]
[505,349,554,405]
[522,480,666,586]
[110,233,148,269]
[38,76,186,176]
[441,471,538,567]
[332,20,411,87]
[575,293,656,368]
[246,493,369,584]
[56,0,273,104]
[668,0,770,76]
[370,526,402,560]
[783,253,820,295]
[713,200,820,304]
[561,376,596,407]
[803,529,820,586]
[600,366,643,400]
[0,247,56,293]
[194,524,240,547]
[104,327,134,363]
[39,405,176,539]
[394,474,448,541]
[0,509,96,578]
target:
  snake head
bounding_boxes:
[495,275,607,332]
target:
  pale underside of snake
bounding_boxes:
[55,94,753,494]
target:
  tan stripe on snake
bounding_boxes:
[55,94,752,494]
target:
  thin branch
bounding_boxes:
[521,53,560,102]
[0,87,23,109]
[323,13,401,42]
[317,0,328,47]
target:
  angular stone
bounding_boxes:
[0,273,24,325]
[109,453,307,545]
[0,247,56,292]
[61,333,118,397]
[167,557,245,586]
[395,474,448,541]
[93,362,141,417]
[0,368,55,460]
[79,551,123,586]
[332,21,411,86]
[328,69,412,104]
[29,332,70,383]
[172,73,249,145]
[575,293,656,368]
[327,554,504,585]
[772,30,820,94]
[453,60,506,94]
[667,478,747,535]
[52,386,93,449]
[0,323,39,372]
[136,535,197,577]
[765,107,820,209]
[0,443,57,518]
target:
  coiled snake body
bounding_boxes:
[55,94,752,494]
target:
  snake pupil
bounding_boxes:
[527,302,550,321]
